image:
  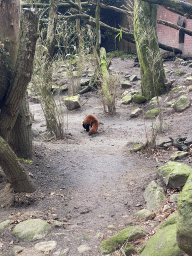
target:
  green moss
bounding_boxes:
[158,212,178,229]
[140,224,183,256]
[100,226,145,254]
[144,109,159,119]
[174,70,186,76]
[132,94,147,104]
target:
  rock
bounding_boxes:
[120,94,132,104]
[140,224,184,256]
[95,232,104,239]
[107,225,116,230]
[132,94,147,104]
[184,76,192,85]
[12,246,43,256]
[158,212,178,229]
[165,99,176,107]
[63,95,81,110]
[170,86,186,94]
[60,85,68,92]
[157,161,192,189]
[12,246,25,256]
[174,70,186,76]
[129,75,138,82]
[100,226,145,254]
[34,241,57,252]
[144,181,166,211]
[0,220,11,234]
[130,90,139,95]
[12,219,51,242]
[144,109,159,119]
[77,244,91,253]
[170,151,189,160]
[177,173,192,255]
[121,243,137,255]
[149,96,162,107]
[177,174,192,255]
[134,209,155,220]
[53,221,63,227]
[173,95,191,112]
[121,81,132,89]
[53,248,69,256]
[130,108,142,118]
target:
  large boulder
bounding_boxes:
[12,219,51,242]
[173,95,190,112]
[140,224,185,256]
[144,181,165,211]
[157,161,192,189]
[63,95,81,110]
[177,173,192,255]
[100,226,145,255]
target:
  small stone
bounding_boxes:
[170,151,189,160]
[130,108,142,118]
[121,81,132,89]
[77,244,91,253]
[34,241,57,252]
[108,225,116,230]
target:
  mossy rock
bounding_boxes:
[132,94,147,104]
[174,70,186,76]
[100,226,145,254]
[140,224,184,256]
[177,173,192,254]
[120,94,132,104]
[173,95,190,112]
[12,219,51,242]
[121,243,137,255]
[144,109,159,119]
[157,161,192,189]
[158,212,178,229]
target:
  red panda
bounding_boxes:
[82,115,99,135]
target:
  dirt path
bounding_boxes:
[1,57,192,255]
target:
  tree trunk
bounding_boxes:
[0,0,20,65]
[9,92,33,159]
[134,0,166,100]
[0,9,38,140]
[0,136,35,192]
[0,9,38,192]
[39,0,63,139]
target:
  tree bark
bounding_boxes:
[0,136,35,192]
[0,9,38,140]
[134,0,166,100]
[40,0,64,139]
[0,0,20,65]
[9,92,33,159]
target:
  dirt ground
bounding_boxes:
[1,57,192,255]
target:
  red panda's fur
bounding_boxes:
[82,115,99,135]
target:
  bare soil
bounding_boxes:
[1,57,192,255]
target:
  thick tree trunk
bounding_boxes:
[0,9,38,140]
[134,0,166,100]
[0,9,38,192]
[0,136,35,192]
[9,92,33,159]
[0,0,20,65]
